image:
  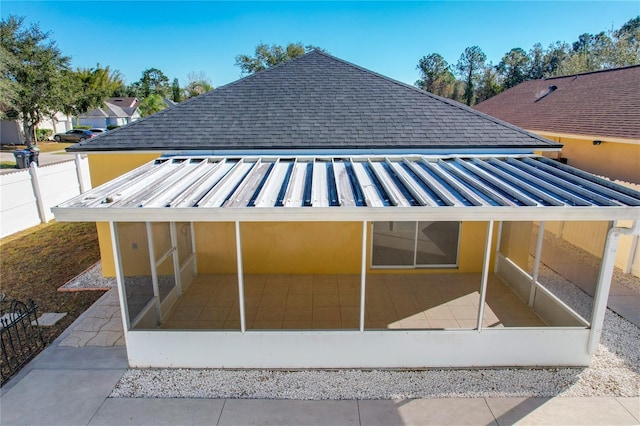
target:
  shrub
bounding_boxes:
[106,125,120,130]
[36,128,53,141]
[74,125,91,130]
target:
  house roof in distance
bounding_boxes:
[68,51,559,153]
[474,65,640,141]
[107,97,140,108]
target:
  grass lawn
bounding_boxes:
[1,221,104,355]
[0,141,74,153]
[0,161,16,170]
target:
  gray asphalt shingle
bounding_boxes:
[68,51,558,153]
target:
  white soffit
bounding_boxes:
[53,154,640,222]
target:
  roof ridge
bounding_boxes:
[544,64,640,80]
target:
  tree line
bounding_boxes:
[416,16,639,105]
[0,15,214,145]
[1,14,638,146]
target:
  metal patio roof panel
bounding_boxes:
[53,155,640,223]
[67,51,559,153]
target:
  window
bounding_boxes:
[372,221,460,268]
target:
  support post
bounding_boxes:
[495,221,503,253]
[170,222,182,297]
[190,222,197,276]
[235,221,246,333]
[74,154,87,193]
[145,223,162,324]
[623,233,638,275]
[109,222,131,332]
[29,163,47,223]
[588,221,639,354]
[529,221,545,307]
[476,221,494,332]
[360,221,368,333]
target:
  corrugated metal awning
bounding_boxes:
[53,155,640,222]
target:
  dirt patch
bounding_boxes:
[0,222,105,349]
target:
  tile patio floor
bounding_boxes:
[159,273,546,330]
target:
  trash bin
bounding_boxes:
[13,149,30,169]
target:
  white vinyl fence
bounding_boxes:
[542,179,640,278]
[0,156,91,237]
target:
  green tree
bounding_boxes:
[171,78,182,103]
[456,46,486,106]
[129,67,170,98]
[61,65,125,117]
[527,43,546,80]
[609,16,640,67]
[496,47,530,89]
[0,45,18,118]
[415,53,456,97]
[475,64,502,103]
[541,42,571,77]
[0,15,70,146]
[615,16,640,44]
[554,17,640,76]
[235,42,325,75]
[139,93,167,117]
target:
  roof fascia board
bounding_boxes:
[52,205,639,223]
[532,130,640,145]
[72,147,562,155]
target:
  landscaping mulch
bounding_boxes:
[0,222,105,350]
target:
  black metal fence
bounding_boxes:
[0,295,44,385]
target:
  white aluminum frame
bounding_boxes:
[90,151,638,368]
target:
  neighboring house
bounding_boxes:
[54,51,640,369]
[76,97,141,129]
[1,111,72,145]
[475,66,640,277]
[474,65,640,184]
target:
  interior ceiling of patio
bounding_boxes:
[53,154,640,223]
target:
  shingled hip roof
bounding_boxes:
[67,51,559,153]
[474,65,640,141]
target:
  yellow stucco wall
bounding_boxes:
[193,221,497,275]
[499,222,533,270]
[88,153,159,187]
[102,219,500,277]
[90,153,159,277]
[538,133,639,184]
[195,222,362,274]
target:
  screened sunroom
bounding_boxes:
[53,154,640,368]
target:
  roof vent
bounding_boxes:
[535,85,558,103]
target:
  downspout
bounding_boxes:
[587,221,640,354]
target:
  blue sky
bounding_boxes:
[3,1,638,88]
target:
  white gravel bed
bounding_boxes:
[110,264,639,399]
[60,262,115,290]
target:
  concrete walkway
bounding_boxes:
[1,290,639,425]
